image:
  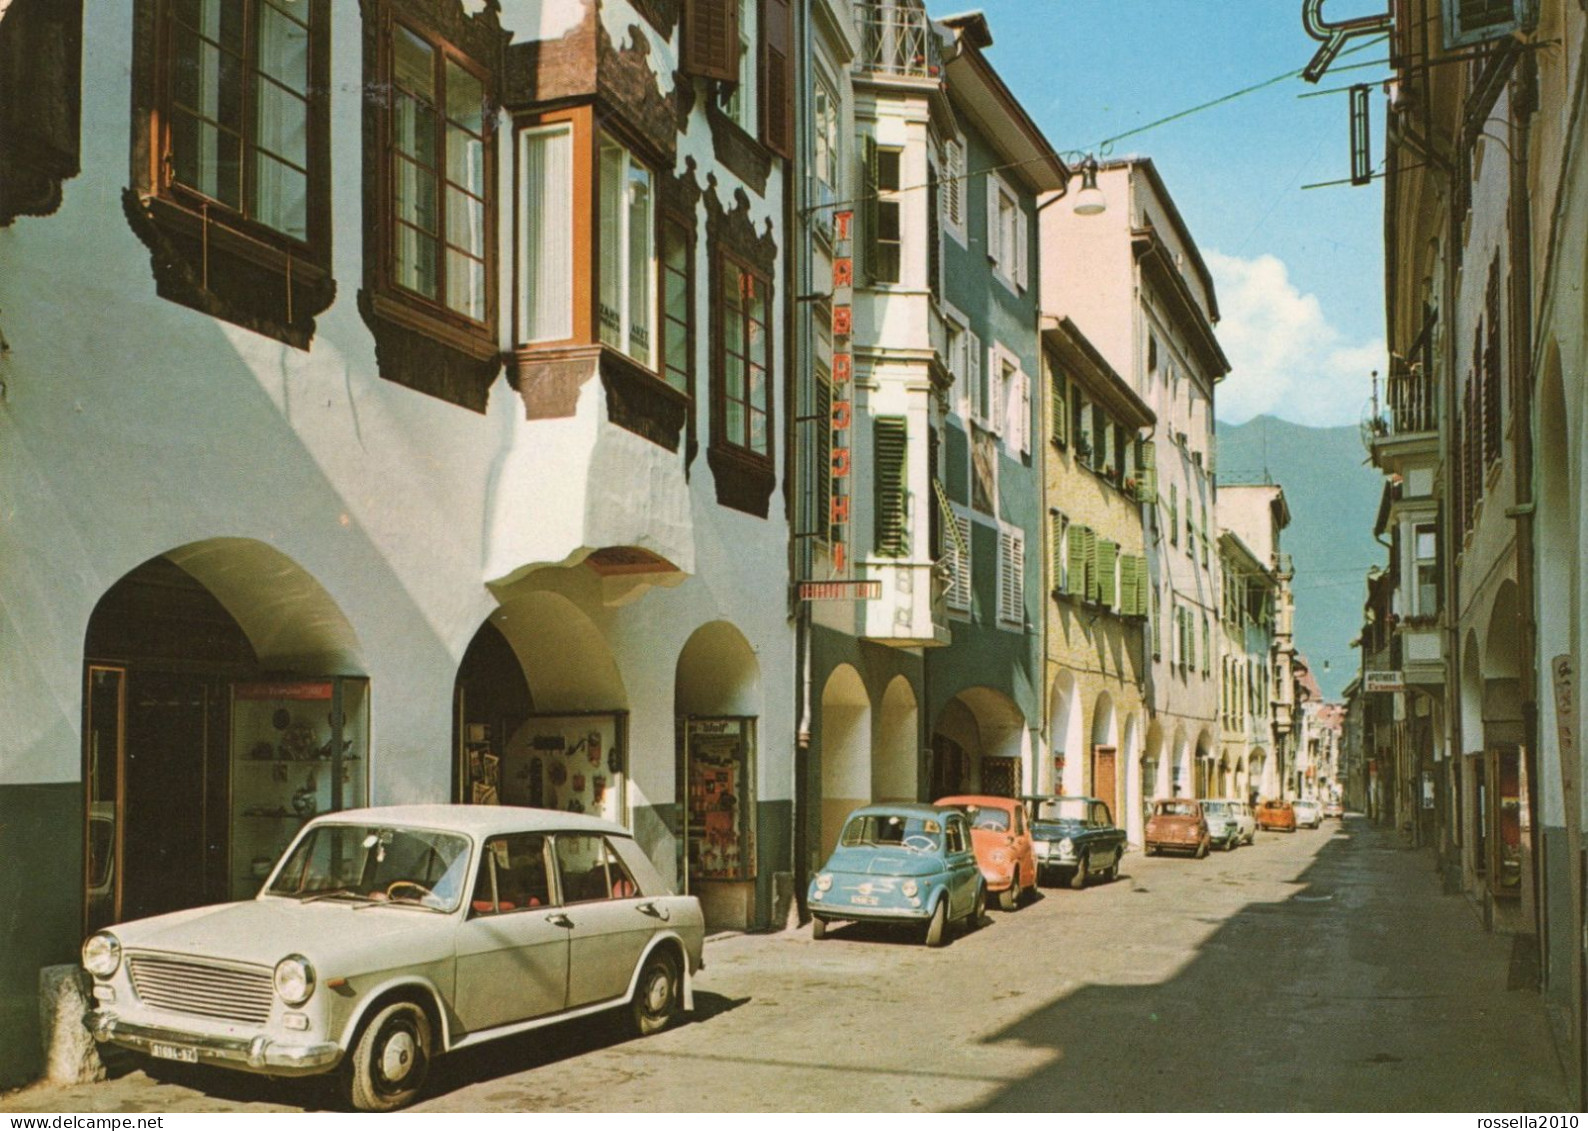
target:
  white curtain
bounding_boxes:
[519,126,573,343]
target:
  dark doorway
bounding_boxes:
[454,619,532,803]
[84,556,255,930]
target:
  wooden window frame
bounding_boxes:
[368,12,497,351]
[708,246,776,510]
[127,0,334,348]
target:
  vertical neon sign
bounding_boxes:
[830,210,855,576]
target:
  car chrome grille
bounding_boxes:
[128,955,275,1025]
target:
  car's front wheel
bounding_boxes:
[1070,854,1089,890]
[1194,837,1209,859]
[630,950,680,1037]
[997,883,1017,912]
[811,915,827,940]
[924,898,949,947]
[347,1000,432,1113]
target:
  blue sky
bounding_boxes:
[946,0,1393,427]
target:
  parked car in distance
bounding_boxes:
[1255,799,1298,832]
[1224,799,1258,845]
[810,804,985,947]
[935,795,1036,910]
[1292,799,1323,829]
[1323,799,1345,819]
[83,805,704,1112]
[1022,796,1128,888]
[1199,800,1243,851]
[1144,799,1210,858]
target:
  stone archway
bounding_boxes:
[83,539,361,931]
[1089,691,1119,816]
[675,621,763,929]
[820,665,872,856]
[875,675,919,803]
[934,687,1027,798]
[1048,670,1084,795]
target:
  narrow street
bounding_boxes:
[3,818,1569,1113]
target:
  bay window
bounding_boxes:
[127,0,334,348]
[597,135,656,367]
[718,254,770,456]
[389,24,489,322]
[167,0,317,241]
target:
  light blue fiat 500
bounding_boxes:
[808,804,985,947]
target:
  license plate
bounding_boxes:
[850,895,879,906]
[151,1043,198,1064]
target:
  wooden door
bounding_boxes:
[1091,746,1117,815]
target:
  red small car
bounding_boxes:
[1255,799,1298,832]
[1144,799,1210,858]
[935,795,1037,910]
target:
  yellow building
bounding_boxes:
[1039,317,1156,843]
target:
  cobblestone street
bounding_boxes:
[3,818,1569,1113]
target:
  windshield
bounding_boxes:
[1035,799,1089,823]
[266,824,473,912]
[945,804,1010,832]
[1202,802,1229,817]
[841,814,942,852]
[1153,801,1199,817]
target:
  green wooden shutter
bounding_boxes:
[1098,540,1118,609]
[873,417,908,556]
[1119,554,1138,616]
[1081,527,1099,603]
[1135,556,1149,620]
[1136,439,1156,503]
[1151,584,1161,656]
[1051,512,1068,595]
[1067,523,1087,599]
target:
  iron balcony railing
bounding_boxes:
[856,0,941,80]
[1387,361,1439,435]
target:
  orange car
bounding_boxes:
[934,795,1037,910]
[1255,799,1298,832]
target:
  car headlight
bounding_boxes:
[815,873,833,892]
[902,879,918,897]
[273,955,315,1006]
[82,932,121,978]
[989,849,1011,865]
[1058,838,1074,855]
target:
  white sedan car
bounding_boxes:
[83,805,705,1111]
[1292,799,1323,829]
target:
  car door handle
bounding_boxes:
[546,913,574,929]
[636,901,669,921]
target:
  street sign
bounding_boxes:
[797,580,881,601]
[1364,670,1405,693]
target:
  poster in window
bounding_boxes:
[684,717,757,881]
[500,713,627,826]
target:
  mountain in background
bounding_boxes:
[1216,415,1384,701]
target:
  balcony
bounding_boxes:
[860,559,952,648]
[856,0,942,82]
[1386,362,1439,436]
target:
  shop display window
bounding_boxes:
[682,717,757,883]
[493,712,628,825]
[229,677,369,899]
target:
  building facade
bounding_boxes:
[1039,317,1155,841]
[1041,158,1229,809]
[0,0,801,1083]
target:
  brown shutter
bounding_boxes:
[683,0,738,82]
[759,0,793,158]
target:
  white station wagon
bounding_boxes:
[83,805,705,1110]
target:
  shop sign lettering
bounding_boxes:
[830,210,854,578]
